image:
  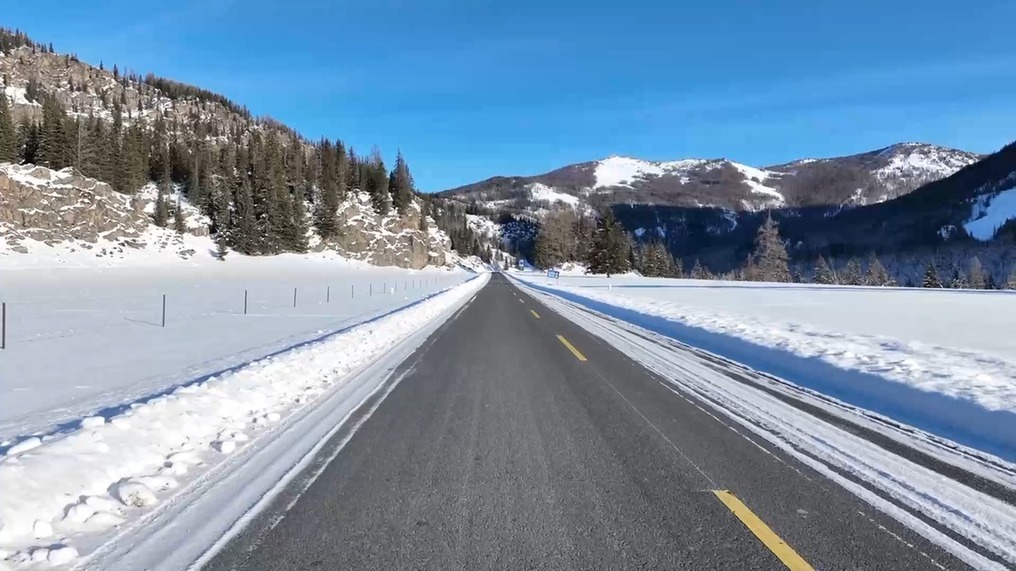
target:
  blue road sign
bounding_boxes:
[547,270,560,279]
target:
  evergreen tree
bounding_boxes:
[388,150,414,213]
[1006,267,1016,290]
[586,209,631,276]
[365,148,389,215]
[0,91,16,162]
[749,214,791,283]
[16,117,39,165]
[968,257,987,289]
[865,255,892,286]
[314,139,340,240]
[690,259,708,279]
[37,95,70,169]
[949,268,967,289]
[215,231,228,261]
[153,187,169,227]
[172,195,186,233]
[841,257,862,286]
[231,167,257,254]
[922,261,942,288]
[108,101,124,191]
[813,256,836,284]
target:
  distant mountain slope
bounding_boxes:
[439,143,981,215]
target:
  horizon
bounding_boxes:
[5,0,1016,191]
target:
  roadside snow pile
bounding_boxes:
[515,275,1016,414]
[0,275,486,566]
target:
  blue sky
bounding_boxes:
[6,0,1016,191]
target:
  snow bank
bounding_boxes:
[0,257,467,441]
[516,275,1016,412]
[0,275,487,566]
[514,274,1016,459]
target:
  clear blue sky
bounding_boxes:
[6,0,1016,191]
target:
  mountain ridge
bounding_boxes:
[439,142,982,214]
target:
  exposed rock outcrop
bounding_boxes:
[326,192,449,269]
[0,163,148,250]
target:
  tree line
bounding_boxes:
[0,78,422,258]
[524,204,1016,288]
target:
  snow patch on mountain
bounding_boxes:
[466,214,501,241]
[594,156,665,188]
[529,182,580,207]
[730,163,785,204]
[875,143,981,184]
[964,174,1016,241]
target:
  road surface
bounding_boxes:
[207,274,979,570]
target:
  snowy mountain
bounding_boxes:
[439,143,980,215]
[0,29,456,269]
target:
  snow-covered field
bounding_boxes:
[0,256,471,442]
[514,273,1016,460]
[0,257,486,567]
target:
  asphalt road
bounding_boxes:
[206,274,978,571]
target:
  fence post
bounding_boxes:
[1,302,6,349]
[293,288,298,308]
[327,286,330,303]
[370,283,373,296]
[161,294,166,328]
[351,284,354,298]
[244,290,248,315]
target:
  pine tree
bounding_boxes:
[865,255,892,286]
[946,268,965,289]
[172,195,186,234]
[388,150,414,213]
[37,95,70,169]
[690,259,708,279]
[813,256,836,285]
[586,209,631,276]
[0,91,16,162]
[922,261,942,288]
[215,232,228,261]
[153,187,169,227]
[314,139,340,240]
[365,148,389,215]
[231,168,257,254]
[968,257,987,289]
[1006,267,1016,290]
[750,214,791,283]
[841,257,862,286]
[16,117,39,165]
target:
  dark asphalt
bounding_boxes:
[206,274,978,571]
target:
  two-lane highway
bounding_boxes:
[207,274,975,570]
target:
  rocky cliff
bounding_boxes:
[0,162,452,268]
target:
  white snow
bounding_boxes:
[0,274,487,566]
[520,280,1016,570]
[593,156,666,188]
[528,182,580,207]
[513,274,1016,413]
[964,182,1016,241]
[0,257,470,441]
[466,214,501,240]
[729,162,785,203]
[875,143,979,181]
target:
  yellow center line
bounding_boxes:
[712,490,814,571]
[530,309,541,319]
[556,335,588,362]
